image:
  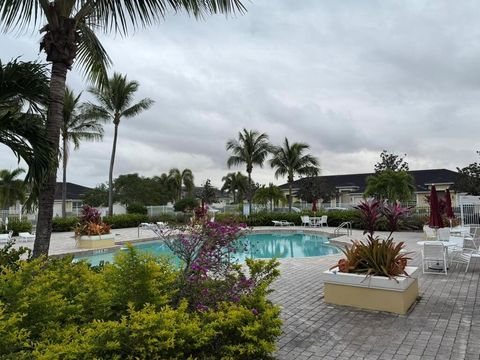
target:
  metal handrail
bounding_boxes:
[334,221,352,236]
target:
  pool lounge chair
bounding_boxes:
[272,220,294,227]
[0,231,13,243]
[18,232,35,242]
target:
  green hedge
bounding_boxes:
[52,217,78,232]
[2,220,32,236]
[126,203,148,215]
[102,214,149,229]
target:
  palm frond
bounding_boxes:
[122,97,154,118]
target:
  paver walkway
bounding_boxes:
[271,230,480,360]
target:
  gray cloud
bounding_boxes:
[1,0,480,189]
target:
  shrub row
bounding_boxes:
[1,220,33,236]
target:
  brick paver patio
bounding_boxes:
[271,230,480,360]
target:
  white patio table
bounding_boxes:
[310,217,321,227]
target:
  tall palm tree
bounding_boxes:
[221,171,248,204]
[270,138,320,212]
[83,73,153,216]
[0,168,26,212]
[168,168,195,202]
[61,87,104,218]
[0,0,246,257]
[226,129,271,213]
[0,60,50,209]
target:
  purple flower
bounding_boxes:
[251,308,259,316]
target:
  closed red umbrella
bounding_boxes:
[312,199,318,212]
[445,189,455,219]
[429,185,444,228]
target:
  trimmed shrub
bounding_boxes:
[173,197,199,212]
[52,217,78,232]
[4,219,32,236]
[0,242,282,359]
[102,214,149,229]
[126,203,148,215]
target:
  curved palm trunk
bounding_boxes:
[61,135,67,218]
[108,122,119,216]
[288,182,293,213]
[247,171,252,215]
[33,62,68,258]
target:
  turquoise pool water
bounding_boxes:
[75,232,339,265]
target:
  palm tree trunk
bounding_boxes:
[61,135,67,218]
[288,182,293,213]
[108,122,119,216]
[247,171,252,215]
[33,62,68,258]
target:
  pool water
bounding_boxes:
[75,232,339,266]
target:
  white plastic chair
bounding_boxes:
[449,236,480,273]
[0,231,13,243]
[437,228,451,241]
[422,242,448,275]
[319,215,328,227]
[18,232,35,242]
[423,225,437,240]
[300,216,311,227]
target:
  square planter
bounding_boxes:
[321,266,419,314]
[76,234,115,249]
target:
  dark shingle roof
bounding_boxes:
[280,169,459,193]
[54,182,92,200]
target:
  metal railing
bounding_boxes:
[334,221,352,236]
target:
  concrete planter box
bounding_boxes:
[321,266,419,314]
[76,234,115,249]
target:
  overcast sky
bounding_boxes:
[1,0,480,189]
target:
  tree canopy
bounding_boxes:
[374,150,409,173]
[452,151,480,195]
[364,170,414,203]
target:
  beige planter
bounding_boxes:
[321,266,419,315]
[76,234,115,249]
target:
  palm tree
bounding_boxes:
[0,60,50,209]
[270,138,320,212]
[221,172,248,204]
[0,168,26,212]
[83,73,153,216]
[254,183,286,212]
[226,129,271,213]
[0,1,246,257]
[168,168,195,202]
[364,170,415,204]
[60,87,104,218]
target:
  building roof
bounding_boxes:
[54,182,92,201]
[280,169,459,194]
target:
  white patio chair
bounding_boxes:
[18,232,35,242]
[437,228,451,241]
[0,231,13,243]
[449,237,480,273]
[300,216,311,227]
[422,242,448,275]
[423,225,437,240]
[319,215,328,227]
[463,226,480,251]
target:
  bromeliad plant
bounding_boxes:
[333,200,412,278]
[74,205,110,236]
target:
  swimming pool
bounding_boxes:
[75,232,339,265]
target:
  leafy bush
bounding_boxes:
[0,230,282,359]
[4,219,32,236]
[74,205,110,236]
[126,203,148,215]
[174,197,199,212]
[102,213,149,229]
[52,217,78,232]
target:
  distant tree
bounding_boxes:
[60,87,104,218]
[254,184,286,212]
[226,129,271,213]
[297,178,335,208]
[452,152,480,195]
[197,179,217,208]
[364,170,415,203]
[270,138,319,212]
[168,168,195,202]
[83,73,154,216]
[374,150,409,173]
[173,197,199,213]
[0,168,26,210]
[114,173,168,207]
[221,172,249,204]
[82,184,109,208]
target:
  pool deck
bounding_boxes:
[6,226,480,359]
